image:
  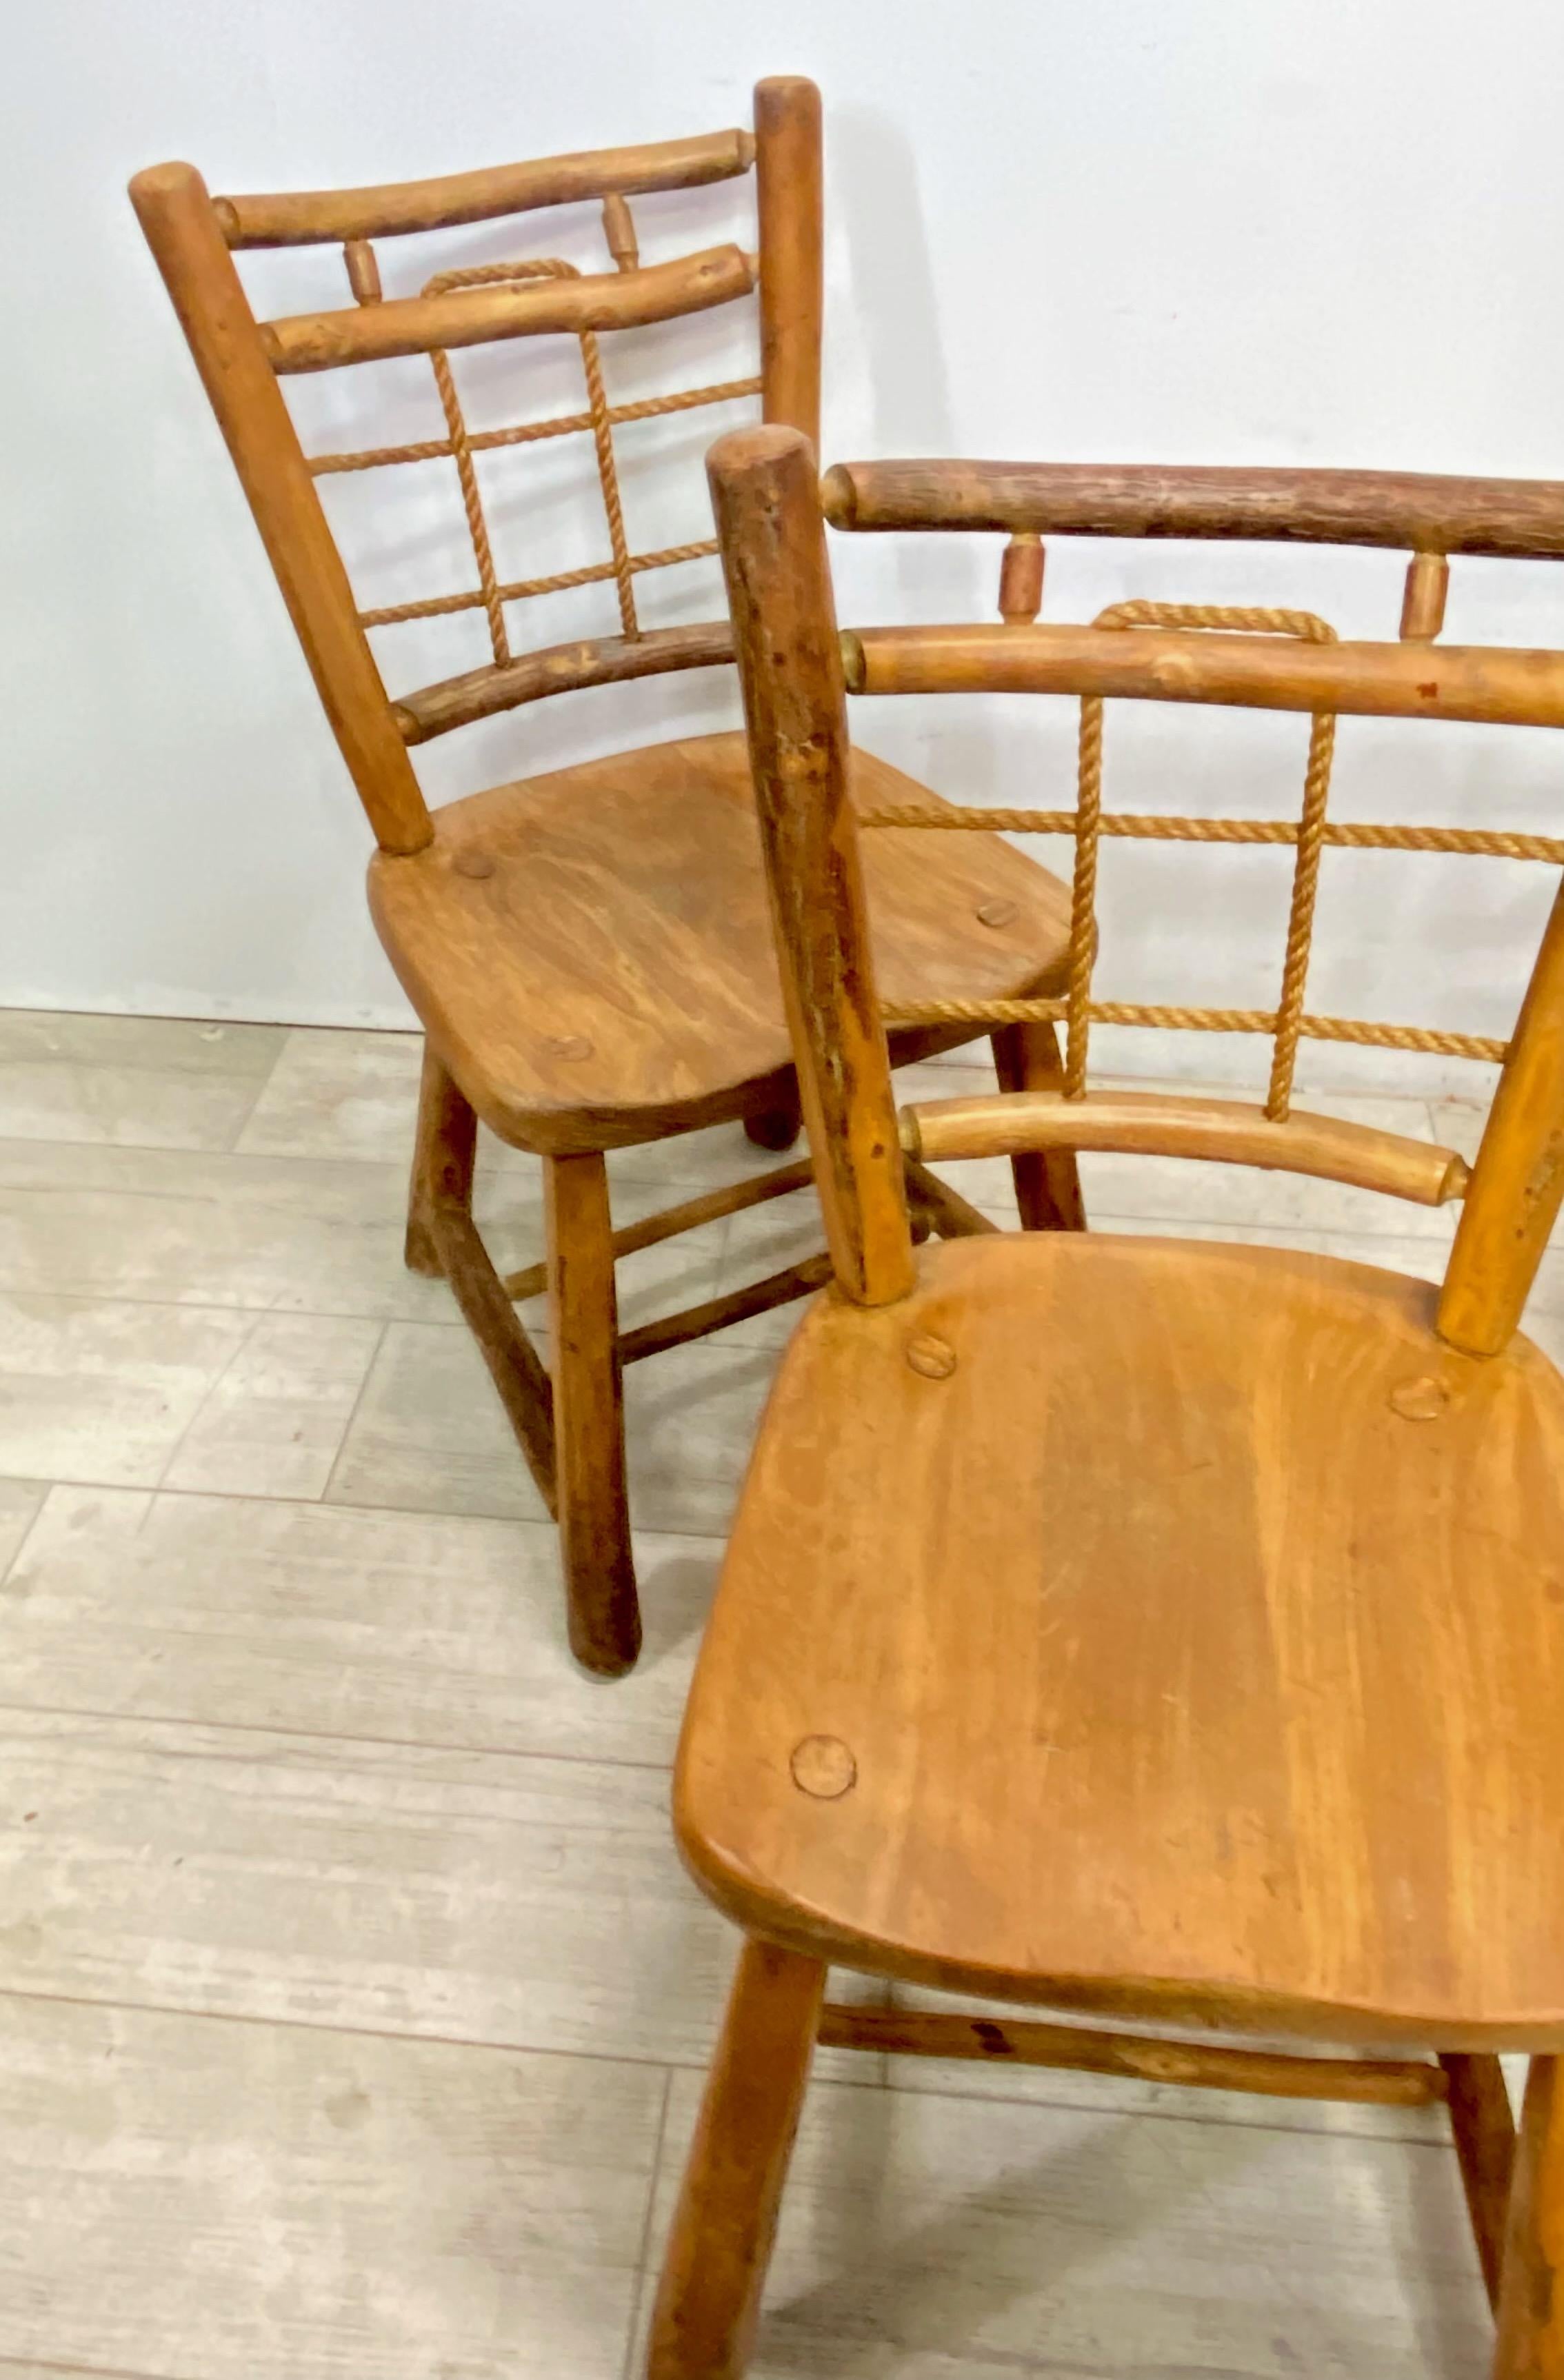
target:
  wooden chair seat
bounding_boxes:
[676,1230,1564,2048]
[368,730,1072,1153]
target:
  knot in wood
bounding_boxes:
[790,1735,856,1799]
[1389,1374,1450,1421]
[906,1332,956,1380]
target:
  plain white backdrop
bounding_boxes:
[6,0,1564,1094]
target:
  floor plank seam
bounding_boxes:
[619,2066,676,2380]
[0,1695,681,1774]
[317,1315,390,1506]
[0,1981,1471,2149]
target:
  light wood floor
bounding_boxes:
[0,1008,1541,2379]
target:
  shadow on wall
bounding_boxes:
[834,105,1002,814]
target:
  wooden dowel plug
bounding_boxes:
[601,192,639,273]
[343,239,381,305]
[1401,552,1449,641]
[999,533,1045,625]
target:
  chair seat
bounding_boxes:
[675,1231,1564,2048]
[368,731,1071,1151]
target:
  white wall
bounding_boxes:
[6,0,1564,1094]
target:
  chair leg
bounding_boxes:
[990,1020,1087,1230]
[744,1081,803,1151]
[647,1939,826,2380]
[545,1150,641,1677]
[405,1043,476,1275]
[1441,2053,1518,2312]
[1493,2055,1563,2376]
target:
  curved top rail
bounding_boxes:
[821,459,1564,562]
[901,1089,1470,1208]
[211,128,755,249]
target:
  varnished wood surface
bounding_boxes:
[128,163,432,856]
[755,79,822,450]
[368,732,1074,1155]
[817,2005,1449,2104]
[822,457,1564,560]
[394,623,734,744]
[710,423,914,1304]
[645,1939,825,2379]
[905,1087,1469,1207]
[545,1152,638,1675]
[846,621,1564,731]
[1441,877,1564,1355]
[215,126,756,248]
[676,1231,1564,2046]
[1495,2055,1564,2377]
[260,245,756,374]
[1439,2051,1518,2309]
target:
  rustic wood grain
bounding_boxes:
[215,126,756,248]
[822,457,1564,559]
[847,620,1564,730]
[677,1233,1564,2044]
[709,428,917,1304]
[367,733,1071,1158]
[1494,2055,1564,2376]
[645,1938,825,2380]
[905,1087,1467,1207]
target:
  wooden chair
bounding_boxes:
[127,81,1081,1678]
[646,420,1564,2375]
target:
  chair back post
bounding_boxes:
[754,77,822,449]
[708,424,916,1305]
[128,163,433,856]
[1439,874,1564,1356]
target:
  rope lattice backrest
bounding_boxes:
[862,598,1536,1091]
[308,205,761,670]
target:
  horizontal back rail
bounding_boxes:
[822,460,1564,561]
[845,625,1564,730]
[901,1089,1470,1207]
[216,128,756,248]
[394,621,734,743]
[262,245,755,373]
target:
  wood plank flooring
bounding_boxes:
[0,1013,1524,2377]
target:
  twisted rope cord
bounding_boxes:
[1265,706,1336,1118]
[859,806,1564,862]
[335,246,750,645]
[879,994,1505,1065]
[309,375,763,476]
[1064,601,1339,1097]
[578,325,637,636]
[420,259,582,669]
[428,344,510,663]
[358,538,716,629]
[870,596,1518,1075]
[1066,688,1103,1094]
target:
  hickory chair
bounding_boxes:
[128,81,1081,1679]
[645,419,1564,2378]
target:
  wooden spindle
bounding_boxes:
[1401,551,1448,641]
[998,532,1045,625]
[601,192,639,273]
[343,239,381,304]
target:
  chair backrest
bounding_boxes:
[707,423,1564,1358]
[129,78,821,858]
